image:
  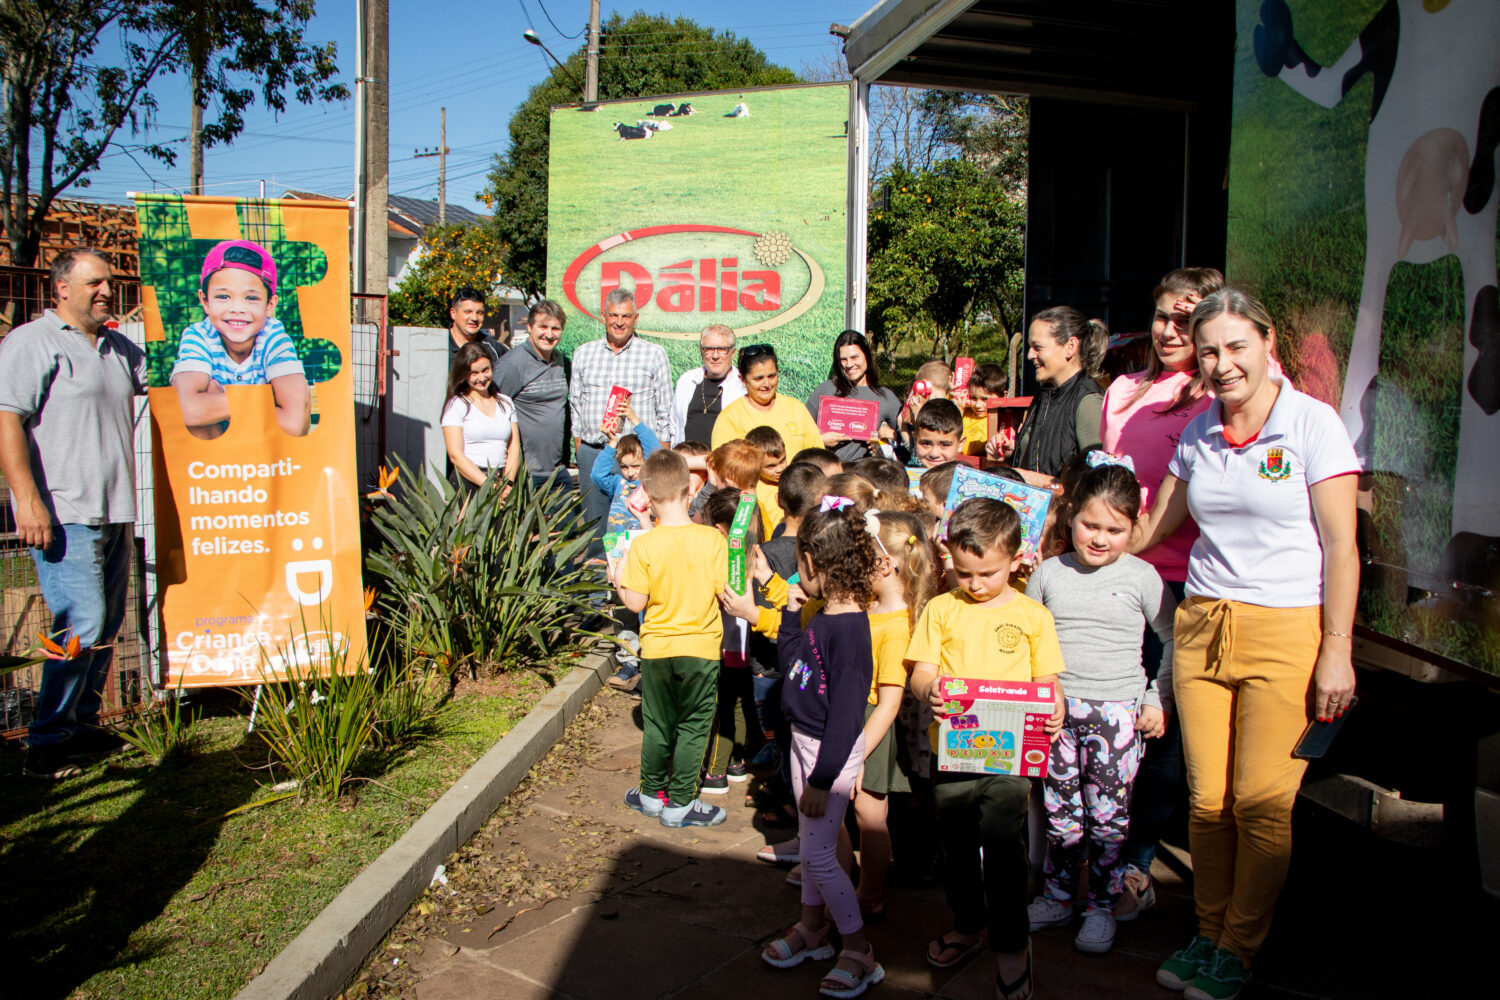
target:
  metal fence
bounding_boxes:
[0,294,390,738]
[0,264,143,336]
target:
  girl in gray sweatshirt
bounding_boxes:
[1023,456,1178,955]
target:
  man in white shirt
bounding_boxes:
[568,289,672,545]
[670,324,745,445]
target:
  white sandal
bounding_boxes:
[819,945,885,998]
[762,921,835,969]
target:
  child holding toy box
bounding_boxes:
[906,497,1065,999]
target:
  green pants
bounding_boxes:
[639,655,719,806]
[708,667,758,776]
[934,772,1032,953]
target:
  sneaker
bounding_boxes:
[750,742,778,771]
[1114,864,1157,922]
[606,662,640,691]
[1074,909,1116,954]
[23,744,82,780]
[700,773,729,794]
[1184,949,1251,1000]
[624,786,663,818]
[63,725,125,757]
[1027,895,1073,931]
[726,759,750,782]
[1157,936,1217,991]
[660,797,727,828]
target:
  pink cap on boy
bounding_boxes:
[200,239,277,291]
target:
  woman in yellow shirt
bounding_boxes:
[711,344,824,458]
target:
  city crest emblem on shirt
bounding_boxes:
[994,623,1023,654]
[1257,447,1291,482]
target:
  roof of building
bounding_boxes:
[282,189,489,237]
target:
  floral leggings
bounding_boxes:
[1042,697,1141,912]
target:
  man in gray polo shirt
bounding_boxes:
[493,299,571,494]
[0,248,146,779]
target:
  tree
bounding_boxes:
[481,13,796,298]
[866,160,1025,365]
[388,222,510,328]
[0,0,346,267]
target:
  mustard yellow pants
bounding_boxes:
[1173,596,1320,961]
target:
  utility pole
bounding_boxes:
[362,0,389,295]
[413,107,450,224]
[585,0,600,104]
[353,0,367,290]
[189,96,204,195]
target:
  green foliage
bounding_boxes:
[366,464,597,678]
[481,12,798,297]
[250,636,378,801]
[369,623,446,750]
[0,0,347,266]
[867,159,1026,366]
[388,221,511,327]
[118,677,201,765]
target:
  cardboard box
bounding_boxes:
[601,385,632,435]
[936,676,1055,777]
[816,395,881,440]
[942,465,1052,563]
[727,491,758,594]
[602,529,646,563]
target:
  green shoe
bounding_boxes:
[1184,948,1250,1000]
[1156,936,1216,991]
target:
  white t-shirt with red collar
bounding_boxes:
[1167,378,1358,607]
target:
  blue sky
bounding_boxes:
[75,1,869,209]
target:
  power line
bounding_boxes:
[535,0,584,40]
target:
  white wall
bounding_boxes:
[389,326,452,490]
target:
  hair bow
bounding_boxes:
[1086,451,1136,474]
[863,509,890,556]
[820,495,854,512]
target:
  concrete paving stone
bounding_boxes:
[478,902,749,1000]
[938,931,1166,1000]
[612,852,803,941]
[430,892,599,953]
[413,951,566,1000]
[671,938,932,1000]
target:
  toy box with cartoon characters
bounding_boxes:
[936,677,1055,777]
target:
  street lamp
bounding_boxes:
[523,29,588,102]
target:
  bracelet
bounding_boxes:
[1322,629,1352,639]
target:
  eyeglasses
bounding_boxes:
[740,343,776,360]
[700,345,733,355]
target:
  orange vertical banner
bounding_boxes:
[135,194,366,687]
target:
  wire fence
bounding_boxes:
[0,291,390,737]
[0,264,142,337]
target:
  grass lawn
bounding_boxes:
[0,672,549,1000]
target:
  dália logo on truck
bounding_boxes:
[562,224,826,339]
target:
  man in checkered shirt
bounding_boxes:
[568,288,672,547]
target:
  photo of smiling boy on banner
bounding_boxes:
[135,194,365,688]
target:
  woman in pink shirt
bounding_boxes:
[1097,266,1224,919]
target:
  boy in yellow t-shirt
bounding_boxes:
[906,498,1065,995]
[616,449,731,829]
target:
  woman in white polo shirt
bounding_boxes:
[1133,287,1359,1000]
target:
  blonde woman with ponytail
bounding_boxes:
[1007,306,1109,485]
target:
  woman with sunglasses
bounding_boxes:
[805,330,903,462]
[711,344,824,457]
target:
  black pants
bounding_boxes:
[934,772,1032,953]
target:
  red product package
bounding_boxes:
[816,395,882,440]
[627,485,651,514]
[952,356,975,406]
[601,385,632,435]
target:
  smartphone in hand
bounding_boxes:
[1293,696,1358,760]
